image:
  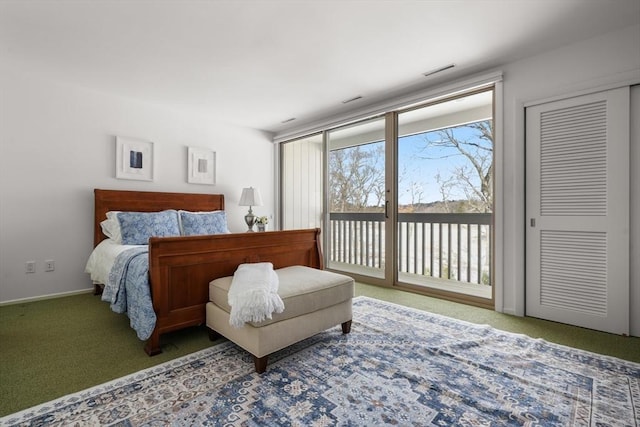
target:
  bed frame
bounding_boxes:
[94,189,323,356]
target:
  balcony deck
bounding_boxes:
[329,212,492,299]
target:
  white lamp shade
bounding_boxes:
[239,187,263,206]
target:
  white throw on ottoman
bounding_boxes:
[206,265,354,373]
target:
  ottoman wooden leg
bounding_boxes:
[254,355,268,374]
[341,320,352,334]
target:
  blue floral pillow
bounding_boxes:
[117,210,181,245]
[180,210,229,236]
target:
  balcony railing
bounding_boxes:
[329,212,492,286]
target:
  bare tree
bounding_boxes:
[329,142,385,212]
[328,120,493,214]
[398,164,425,212]
[420,120,493,213]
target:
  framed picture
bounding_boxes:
[116,136,154,181]
[188,147,216,185]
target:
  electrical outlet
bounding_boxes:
[25,261,36,274]
[45,260,55,272]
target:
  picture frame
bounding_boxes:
[115,136,154,181]
[187,146,216,185]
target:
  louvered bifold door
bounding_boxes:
[525,87,629,335]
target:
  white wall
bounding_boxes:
[0,67,275,303]
[499,24,640,328]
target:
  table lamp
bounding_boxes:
[239,187,263,232]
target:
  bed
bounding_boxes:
[88,189,323,356]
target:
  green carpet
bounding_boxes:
[0,283,638,417]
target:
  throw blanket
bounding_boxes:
[228,262,284,327]
[103,247,157,340]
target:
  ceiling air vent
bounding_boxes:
[423,64,455,77]
[341,95,363,104]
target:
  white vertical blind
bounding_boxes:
[281,134,324,230]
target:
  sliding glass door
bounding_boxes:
[281,86,495,305]
[396,89,494,301]
[326,116,387,280]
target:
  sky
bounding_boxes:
[397,125,487,205]
[339,123,490,207]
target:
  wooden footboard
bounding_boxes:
[145,228,323,355]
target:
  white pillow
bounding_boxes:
[100,211,122,243]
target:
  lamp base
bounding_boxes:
[244,209,256,232]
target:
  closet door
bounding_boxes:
[525,87,629,334]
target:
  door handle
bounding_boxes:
[385,200,389,219]
[530,218,536,227]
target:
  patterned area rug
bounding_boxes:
[2,297,639,426]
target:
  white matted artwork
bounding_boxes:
[115,136,154,181]
[188,147,216,185]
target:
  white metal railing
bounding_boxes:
[329,212,492,285]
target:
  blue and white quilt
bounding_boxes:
[102,247,157,340]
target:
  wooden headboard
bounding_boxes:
[94,189,225,247]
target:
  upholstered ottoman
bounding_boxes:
[206,265,354,373]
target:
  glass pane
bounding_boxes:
[327,117,386,277]
[397,90,494,297]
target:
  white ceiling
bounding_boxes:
[1,0,638,135]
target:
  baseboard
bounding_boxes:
[0,288,94,307]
